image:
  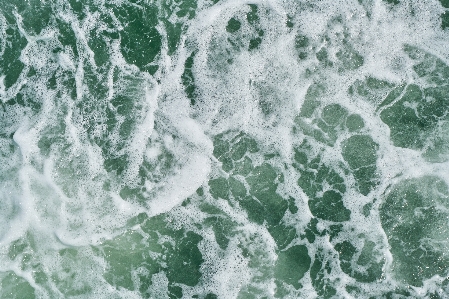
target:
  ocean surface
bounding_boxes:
[1,0,449,298]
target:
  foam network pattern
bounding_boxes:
[1,0,449,298]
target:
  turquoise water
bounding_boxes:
[1,0,449,298]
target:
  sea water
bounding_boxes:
[1,0,449,298]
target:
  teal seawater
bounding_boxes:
[1,0,449,298]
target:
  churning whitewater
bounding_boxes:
[1,0,449,298]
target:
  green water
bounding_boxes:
[1,0,449,298]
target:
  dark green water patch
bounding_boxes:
[379,176,449,286]
[310,250,337,299]
[293,142,350,222]
[113,3,161,73]
[341,135,379,195]
[0,271,36,299]
[274,245,311,289]
[335,236,384,283]
[99,213,204,297]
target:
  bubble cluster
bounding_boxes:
[1,0,449,298]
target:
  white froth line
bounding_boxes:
[57,10,102,101]
[156,108,214,155]
[124,80,159,182]
[147,154,211,216]
[0,166,37,246]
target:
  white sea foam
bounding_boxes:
[1,0,449,297]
